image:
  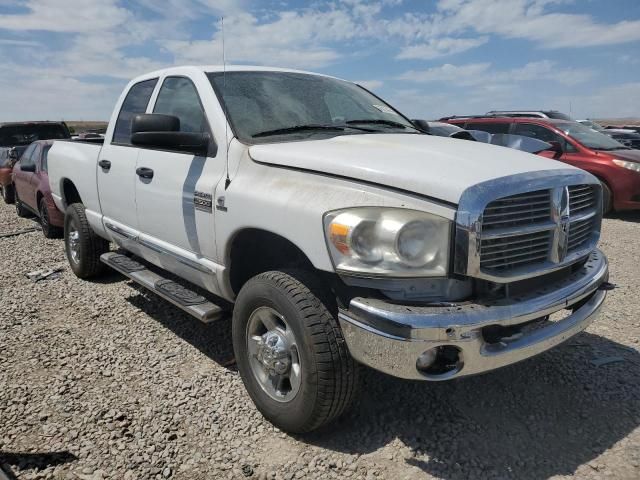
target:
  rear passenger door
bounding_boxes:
[135,76,224,267]
[98,78,158,243]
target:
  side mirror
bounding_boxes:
[411,119,431,133]
[449,131,476,141]
[20,162,36,172]
[130,114,213,156]
[547,140,564,158]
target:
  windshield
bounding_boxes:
[579,120,605,131]
[555,122,627,150]
[0,124,69,147]
[208,71,416,144]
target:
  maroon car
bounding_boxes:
[12,140,64,238]
[1,121,71,204]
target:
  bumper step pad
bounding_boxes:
[101,252,225,323]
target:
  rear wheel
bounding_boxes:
[39,197,63,239]
[232,270,359,433]
[64,203,109,278]
[600,180,612,215]
[1,184,15,204]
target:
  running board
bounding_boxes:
[100,252,226,323]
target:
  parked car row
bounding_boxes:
[441,114,640,213]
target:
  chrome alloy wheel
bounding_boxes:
[68,222,81,264]
[247,306,302,402]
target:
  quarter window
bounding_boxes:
[153,77,209,133]
[113,78,158,144]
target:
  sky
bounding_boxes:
[0,0,639,122]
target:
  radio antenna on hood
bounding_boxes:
[221,16,231,189]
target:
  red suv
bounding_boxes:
[12,140,64,238]
[445,116,640,213]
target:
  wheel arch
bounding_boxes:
[226,228,320,296]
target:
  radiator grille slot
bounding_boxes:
[480,231,551,271]
[568,217,595,251]
[569,185,597,217]
[482,190,551,230]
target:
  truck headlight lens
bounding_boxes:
[613,159,640,173]
[324,208,450,277]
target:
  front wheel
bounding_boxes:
[15,190,31,218]
[232,270,359,433]
[1,184,15,204]
[64,203,109,278]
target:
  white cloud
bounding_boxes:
[398,60,594,87]
[435,0,640,48]
[0,0,130,33]
[396,36,488,60]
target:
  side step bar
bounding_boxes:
[101,252,226,323]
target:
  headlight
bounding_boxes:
[324,207,451,277]
[613,159,640,173]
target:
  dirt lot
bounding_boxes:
[1,200,639,480]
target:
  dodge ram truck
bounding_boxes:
[48,66,610,433]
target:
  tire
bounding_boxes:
[39,197,63,239]
[1,184,15,204]
[232,270,359,433]
[15,190,31,218]
[600,180,612,215]
[64,203,109,278]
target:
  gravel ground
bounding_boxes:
[1,201,639,480]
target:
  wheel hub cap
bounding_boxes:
[68,225,80,264]
[247,306,301,402]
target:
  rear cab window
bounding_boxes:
[112,78,158,145]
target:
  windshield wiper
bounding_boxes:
[346,119,418,131]
[252,123,378,138]
[252,124,346,138]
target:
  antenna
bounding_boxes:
[222,16,231,189]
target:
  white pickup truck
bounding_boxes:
[48,66,609,433]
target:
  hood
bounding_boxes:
[608,149,640,163]
[249,134,573,205]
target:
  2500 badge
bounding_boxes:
[194,191,213,213]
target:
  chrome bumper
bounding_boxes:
[338,249,608,381]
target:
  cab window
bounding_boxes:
[113,78,158,145]
[153,77,209,133]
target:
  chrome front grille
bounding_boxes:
[478,184,600,276]
[454,171,602,283]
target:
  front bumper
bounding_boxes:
[338,249,608,381]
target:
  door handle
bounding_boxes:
[136,167,154,179]
[98,159,111,170]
